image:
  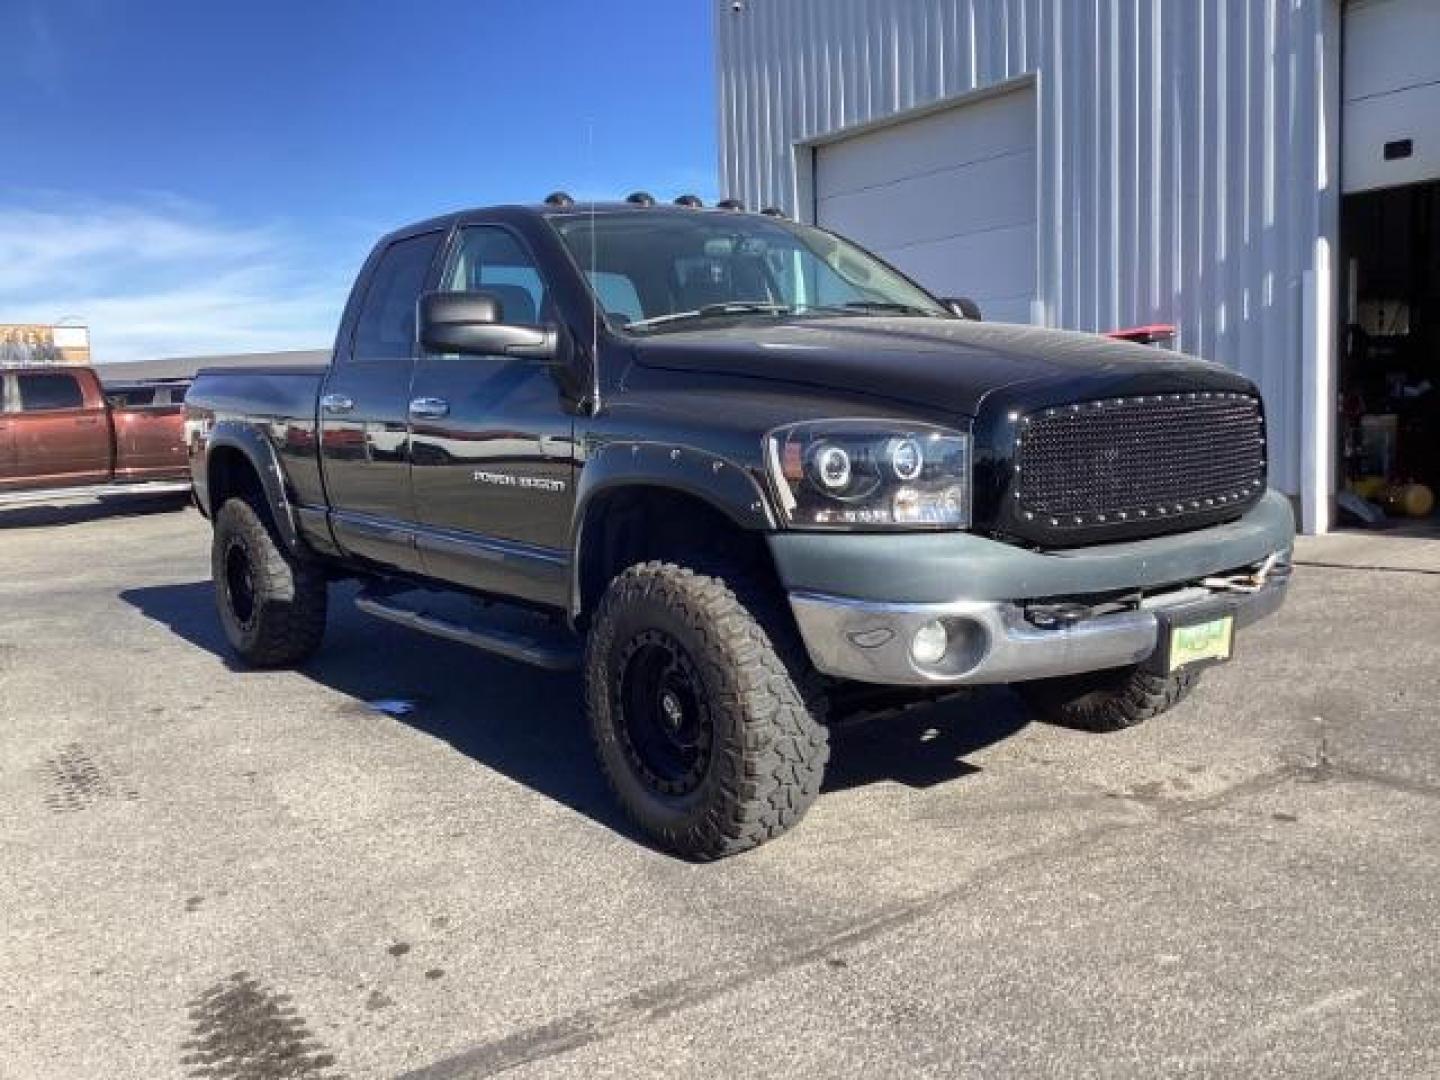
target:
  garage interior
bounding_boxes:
[1341,180,1439,530]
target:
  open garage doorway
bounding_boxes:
[1336,0,1440,535]
[1339,180,1440,533]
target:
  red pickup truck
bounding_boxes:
[0,366,190,503]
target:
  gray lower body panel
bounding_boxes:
[767,489,1295,604]
[773,491,1294,687]
[789,573,1288,686]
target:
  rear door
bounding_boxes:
[408,224,576,607]
[109,385,188,480]
[318,230,443,571]
[7,371,111,490]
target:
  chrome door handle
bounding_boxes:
[320,393,355,414]
[408,397,450,419]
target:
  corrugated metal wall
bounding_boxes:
[715,0,1341,501]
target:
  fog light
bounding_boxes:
[911,619,949,665]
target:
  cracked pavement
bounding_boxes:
[1,498,1437,1078]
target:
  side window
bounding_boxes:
[17,373,84,411]
[351,232,443,363]
[443,227,546,327]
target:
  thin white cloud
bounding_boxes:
[0,194,361,363]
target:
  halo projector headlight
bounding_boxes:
[766,420,971,530]
[889,437,924,481]
[812,443,852,490]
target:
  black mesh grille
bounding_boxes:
[1014,392,1266,532]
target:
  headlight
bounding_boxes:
[765,420,971,529]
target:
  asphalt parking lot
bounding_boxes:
[2,498,1438,1079]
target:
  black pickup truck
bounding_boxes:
[185,197,1293,859]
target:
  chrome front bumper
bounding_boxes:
[789,569,1290,687]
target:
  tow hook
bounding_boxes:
[1203,552,1289,594]
[1024,602,1094,630]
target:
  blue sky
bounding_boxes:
[0,0,718,362]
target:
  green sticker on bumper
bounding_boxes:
[1169,616,1234,671]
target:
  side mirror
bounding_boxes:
[942,297,982,321]
[419,291,560,361]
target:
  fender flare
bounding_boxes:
[567,439,776,616]
[204,421,302,551]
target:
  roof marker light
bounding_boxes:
[717,198,745,210]
[543,191,575,207]
[674,194,704,207]
[626,191,657,206]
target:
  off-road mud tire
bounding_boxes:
[1017,664,1200,732]
[212,497,327,667]
[585,560,829,860]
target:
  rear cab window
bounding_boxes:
[349,232,444,363]
[106,387,159,408]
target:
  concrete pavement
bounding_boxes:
[1,497,1437,1078]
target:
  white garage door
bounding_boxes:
[1343,0,1440,193]
[813,83,1038,324]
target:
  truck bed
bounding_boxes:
[188,367,327,420]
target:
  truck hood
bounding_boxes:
[629,317,1254,416]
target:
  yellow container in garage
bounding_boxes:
[1349,475,1388,500]
[1384,483,1435,519]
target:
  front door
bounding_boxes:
[318,230,443,572]
[0,376,17,484]
[9,371,110,490]
[408,224,577,607]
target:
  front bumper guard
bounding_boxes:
[789,565,1290,687]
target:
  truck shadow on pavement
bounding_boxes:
[121,580,1032,848]
[0,494,192,529]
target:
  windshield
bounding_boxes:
[549,211,950,333]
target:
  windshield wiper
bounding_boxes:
[818,300,943,317]
[625,302,796,330]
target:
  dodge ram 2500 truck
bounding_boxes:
[1,365,190,504]
[185,197,1293,859]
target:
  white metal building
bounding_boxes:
[715,0,1440,534]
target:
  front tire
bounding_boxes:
[1017,664,1200,732]
[212,497,328,667]
[585,561,829,860]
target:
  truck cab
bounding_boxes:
[186,197,1294,859]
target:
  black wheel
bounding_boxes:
[584,561,829,860]
[1017,664,1200,732]
[212,497,327,667]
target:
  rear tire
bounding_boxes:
[212,497,327,667]
[584,561,829,860]
[1017,664,1200,732]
